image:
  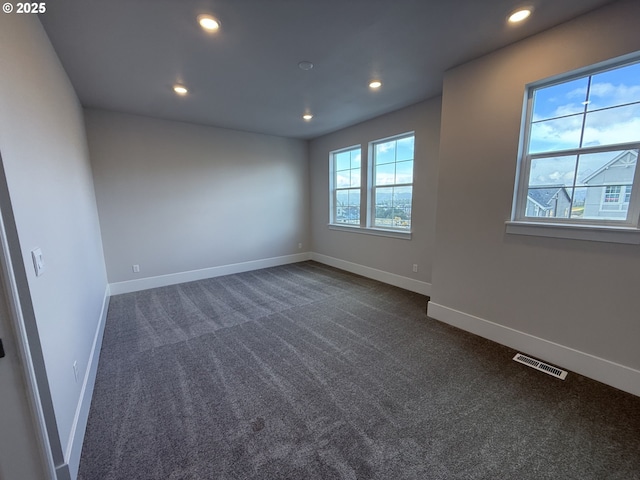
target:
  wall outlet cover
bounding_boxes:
[31,248,45,277]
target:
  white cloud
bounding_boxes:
[588,82,640,106]
[336,171,360,188]
[566,86,588,99]
[582,117,640,147]
[530,87,640,153]
[376,142,394,153]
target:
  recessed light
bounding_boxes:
[173,84,188,95]
[303,114,313,121]
[298,61,314,71]
[508,7,532,23]
[198,14,221,31]
[369,81,382,89]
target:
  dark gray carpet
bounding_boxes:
[79,261,640,479]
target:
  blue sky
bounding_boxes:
[532,61,640,122]
[529,61,640,154]
[526,61,640,186]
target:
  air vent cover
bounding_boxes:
[513,353,568,380]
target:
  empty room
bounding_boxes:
[1,0,640,479]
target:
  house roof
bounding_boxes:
[527,186,571,208]
[581,150,638,184]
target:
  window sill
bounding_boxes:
[505,221,640,244]
[328,224,412,240]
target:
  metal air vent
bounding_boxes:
[513,353,568,380]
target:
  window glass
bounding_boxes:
[529,115,583,154]
[374,186,412,229]
[396,136,415,161]
[514,58,640,228]
[331,146,361,225]
[375,163,395,186]
[587,62,640,111]
[528,155,577,187]
[372,134,415,230]
[582,103,640,147]
[532,77,589,122]
[330,133,415,233]
[375,141,396,165]
[396,161,414,184]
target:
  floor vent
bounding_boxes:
[513,353,568,380]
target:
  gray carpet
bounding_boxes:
[79,261,640,479]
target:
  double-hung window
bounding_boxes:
[330,146,361,225]
[329,133,415,234]
[371,134,415,230]
[511,57,640,239]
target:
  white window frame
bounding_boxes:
[507,54,640,244]
[329,145,362,227]
[327,132,415,240]
[368,132,415,232]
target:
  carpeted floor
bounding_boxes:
[78,261,640,479]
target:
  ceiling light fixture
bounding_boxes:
[508,7,532,23]
[198,14,221,31]
[298,61,314,71]
[173,84,188,95]
[303,113,313,121]
[369,81,382,89]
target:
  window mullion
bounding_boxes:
[529,142,640,160]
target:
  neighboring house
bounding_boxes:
[336,205,359,222]
[526,186,572,218]
[581,150,638,219]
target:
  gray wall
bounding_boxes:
[0,275,46,480]
[309,98,441,287]
[0,14,108,478]
[431,0,640,371]
[85,109,309,284]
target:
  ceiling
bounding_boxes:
[39,0,615,140]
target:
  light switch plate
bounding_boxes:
[31,248,45,277]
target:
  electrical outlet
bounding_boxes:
[412,264,418,273]
[132,264,140,273]
[298,243,302,249]
[73,361,79,383]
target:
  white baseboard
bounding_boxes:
[427,302,640,398]
[310,253,431,296]
[109,253,312,295]
[62,285,111,480]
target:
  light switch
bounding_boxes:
[31,248,45,277]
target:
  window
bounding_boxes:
[511,58,640,234]
[371,134,414,230]
[601,185,631,211]
[330,146,361,225]
[329,133,415,235]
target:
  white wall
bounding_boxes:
[85,109,309,287]
[0,15,109,479]
[309,99,441,293]
[429,0,640,395]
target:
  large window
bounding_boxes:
[331,146,361,225]
[371,134,414,230]
[329,133,415,234]
[512,58,640,231]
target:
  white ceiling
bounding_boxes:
[40,0,615,140]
